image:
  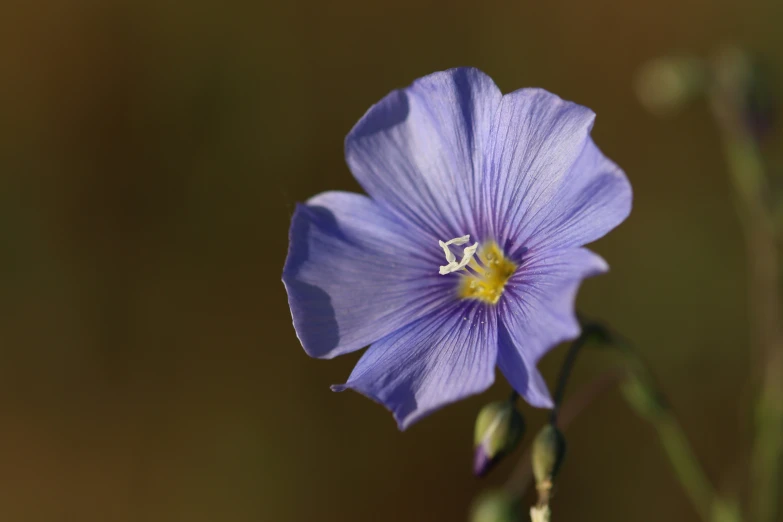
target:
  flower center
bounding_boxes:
[437,237,517,305]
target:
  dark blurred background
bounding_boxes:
[1,1,782,521]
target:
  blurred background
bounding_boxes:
[1,0,782,520]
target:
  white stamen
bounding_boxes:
[438,235,479,275]
[438,235,469,263]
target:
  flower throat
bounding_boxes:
[438,237,517,305]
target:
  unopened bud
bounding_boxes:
[470,490,519,522]
[713,47,777,140]
[532,424,566,490]
[744,61,777,141]
[635,56,706,116]
[473,400,525,477]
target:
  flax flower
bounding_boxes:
[283,68,632,429]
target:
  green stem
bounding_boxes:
[575,316,742,522]
[709,49,783,522]
[612,336,723,522]
[549,335,587,425]
[504,319,738,522]
[656,412,717,520]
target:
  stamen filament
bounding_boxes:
[438,235,479,275]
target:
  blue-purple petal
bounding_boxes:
[345,67,502,241]
[283,191,454,359]
[497,248,609,407]
[332,301,498,430]
[522,139,632,252]
[484,88,631,252]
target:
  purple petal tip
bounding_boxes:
[473,445,496,477]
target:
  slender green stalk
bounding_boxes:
[709,49,783,522]
[549,335,588,425]
[504,321,738,522]
[579,318,741,522]
[655,411,717,520]
[611,336,725,522]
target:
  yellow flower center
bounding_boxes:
[458,242,517,305]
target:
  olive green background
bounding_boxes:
[1,1,782,521]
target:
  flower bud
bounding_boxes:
[713,47,777,141]
[532,424,566,489]
[473,400,525,477]
[635,56,706,116]
[470,490,519,522]
[743,63,777,141]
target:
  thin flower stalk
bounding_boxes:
[709,49,782,522]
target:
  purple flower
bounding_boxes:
[283,68,632,429]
